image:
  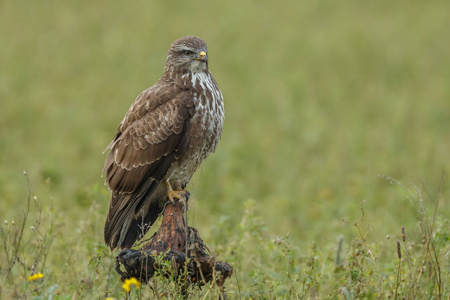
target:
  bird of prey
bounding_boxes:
[102,36,224,250]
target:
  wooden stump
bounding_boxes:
[114,191,233,297]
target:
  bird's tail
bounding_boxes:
[104,180,162,250]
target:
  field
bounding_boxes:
[1,1,449,299]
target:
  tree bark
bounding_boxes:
[114,191,233,297]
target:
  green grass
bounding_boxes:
[1,0,449,298]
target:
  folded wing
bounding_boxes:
[103,82,195,250]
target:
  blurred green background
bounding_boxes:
[1,0,449,248]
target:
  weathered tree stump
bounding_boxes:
[114,191,233,297]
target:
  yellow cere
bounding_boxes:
[200,51,206,57]
[122,277,140,292]
[28,273,44,282]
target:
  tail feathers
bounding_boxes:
[104,180,162,250]
[111,200,160,250]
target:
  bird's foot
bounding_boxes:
[167,190,183,202]
[167,190,190,211]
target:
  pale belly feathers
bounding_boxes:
[165,71,224,189]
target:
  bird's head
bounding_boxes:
[165,36,209,74]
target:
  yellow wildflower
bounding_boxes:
[28,273,44,281]
[122,277,140,292]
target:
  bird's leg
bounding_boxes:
[165,180,188,211]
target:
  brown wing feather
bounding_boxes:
[103,82,194,192]
[103,81,195,250]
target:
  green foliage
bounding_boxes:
[0,175,449,298]
[1,0,450,298]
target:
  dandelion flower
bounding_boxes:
[122,277,140,292]
[28,273,44,281]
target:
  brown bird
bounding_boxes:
[103,36,224,250]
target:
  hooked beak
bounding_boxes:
[194,51,208,63]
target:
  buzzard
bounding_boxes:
[103,36,224,250]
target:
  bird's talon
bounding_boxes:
[167,190,184,203]
[166,190,189,212]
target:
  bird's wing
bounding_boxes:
[103,82,195,192]
[103,82,195,249]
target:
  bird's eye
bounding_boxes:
[183,50,193,56]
